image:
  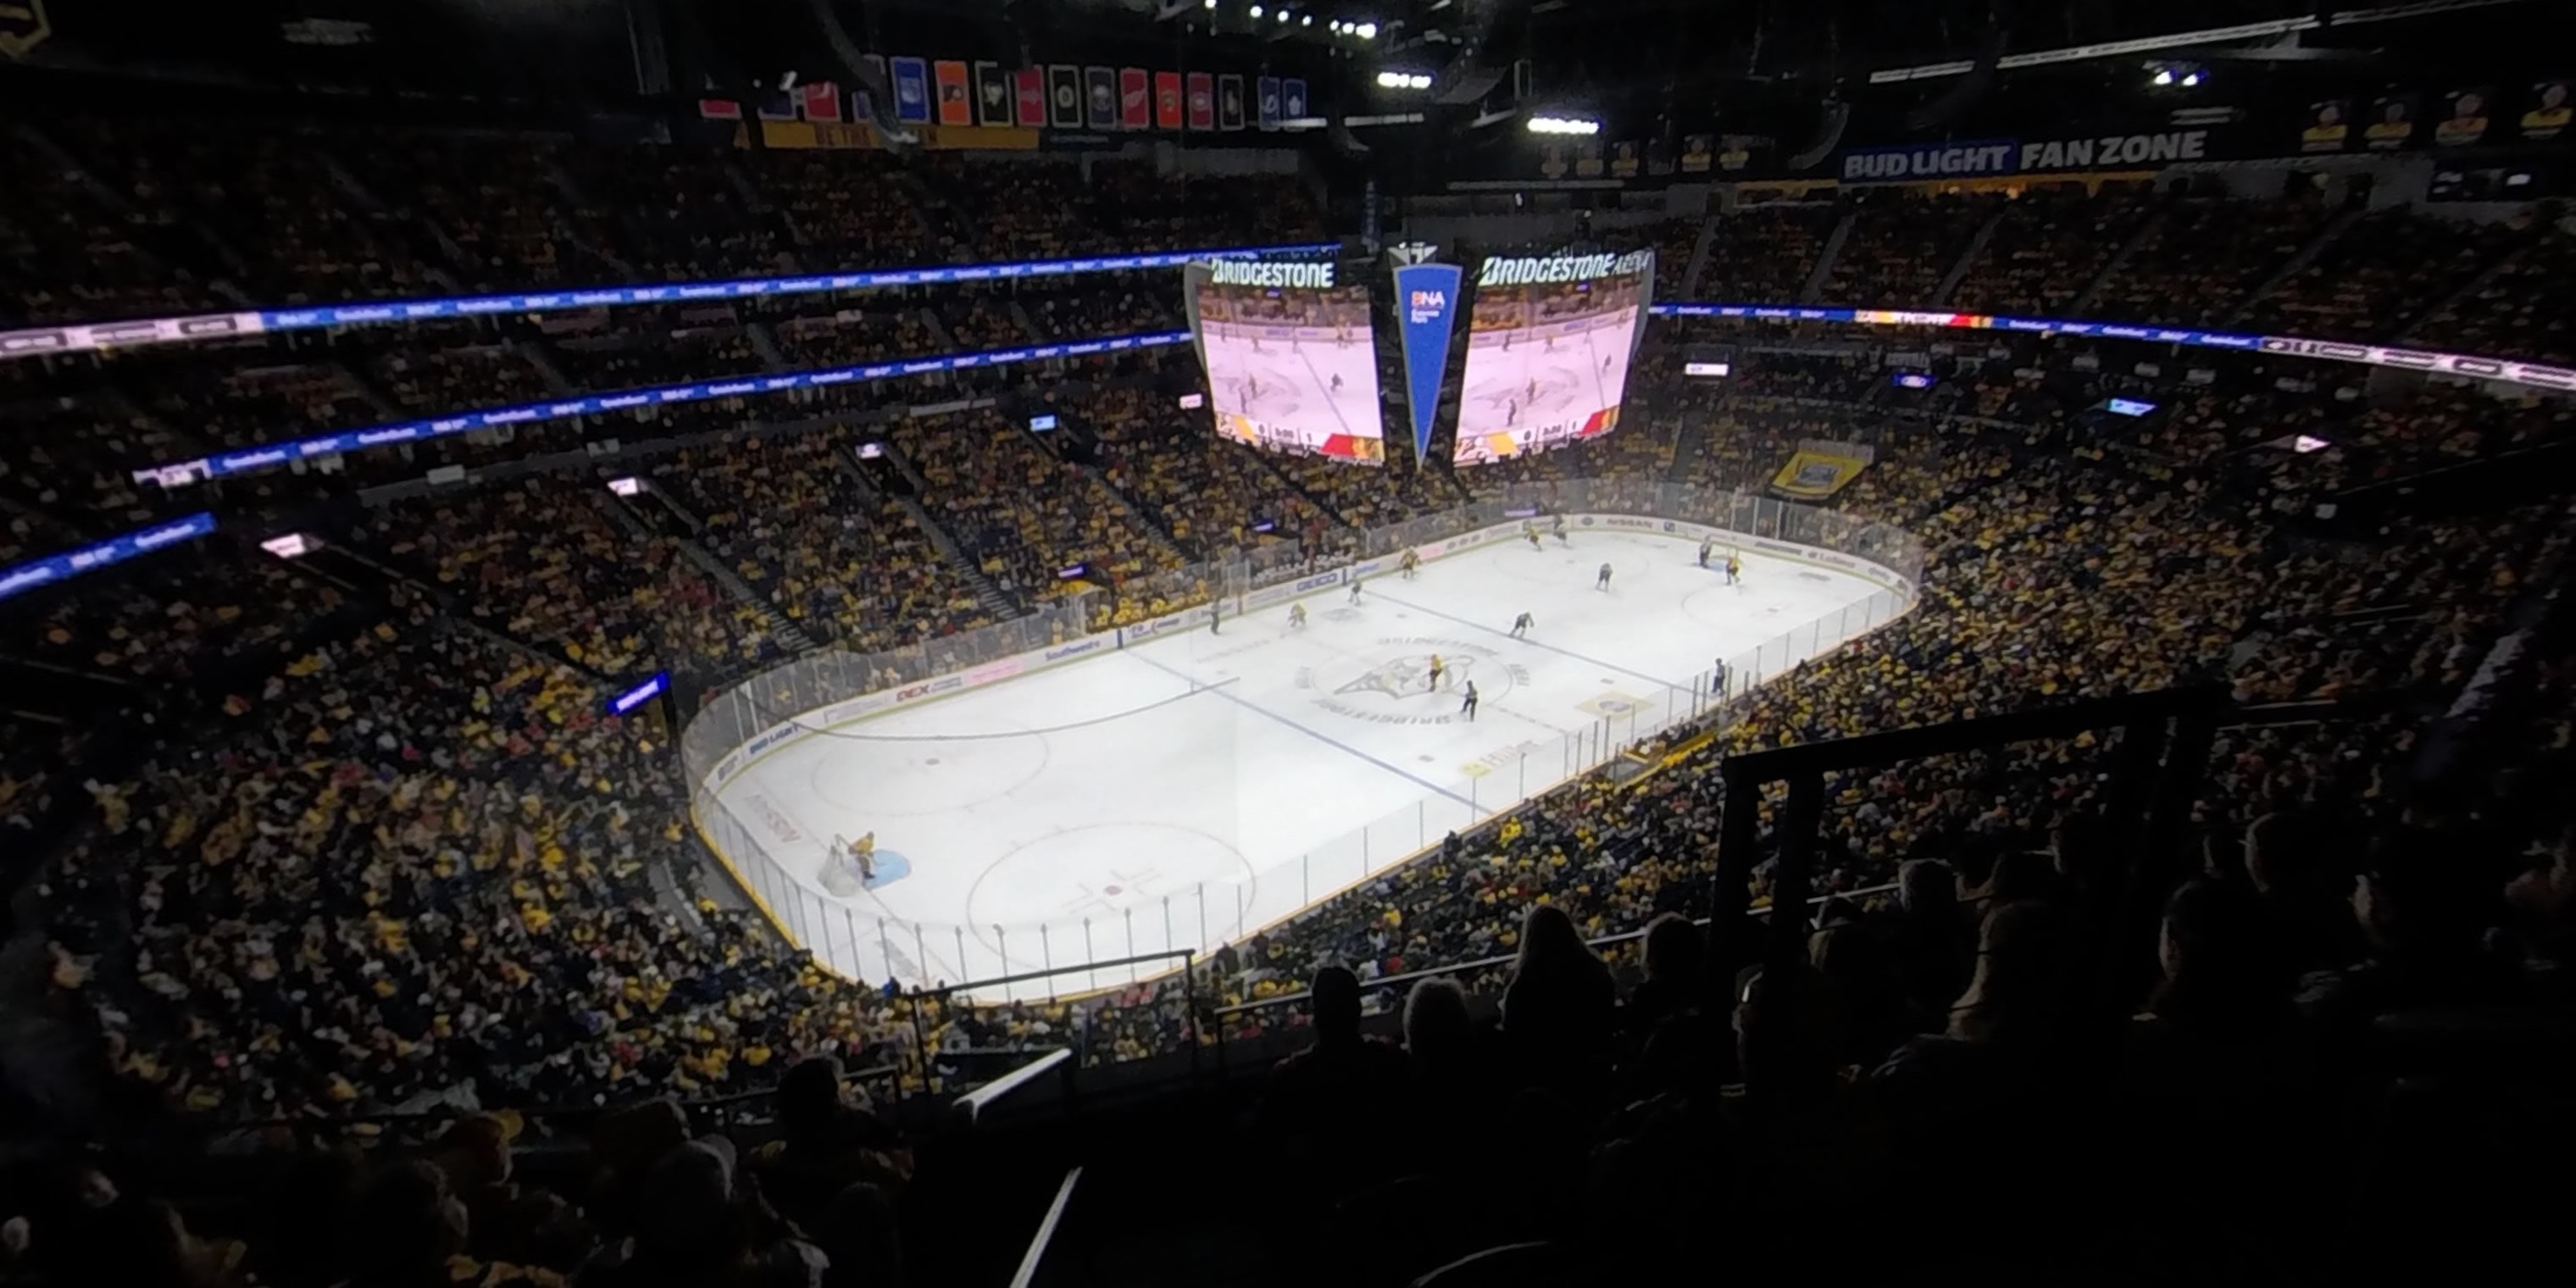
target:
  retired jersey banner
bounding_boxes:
[2366,93,2418,151]
[891,58,931,123]
[1392,262,1463,463]
[1085,67,1117,129]
[2435,87,2494,147]
[934,61,973,125]
[976,63,1013,126]
[1155,71,1184,129]
[1219,75,1246,130]
[801,82,842,123]
[2301,100,2353,153]
[1015,69,1047,127]
[2524,80,2573,141]
[1120,69,1150,129]
[1575,138,1604,177]
[1681,133,1713,172]
[1284,79,1308,121]
[1611,141,1641,177]
[1187,72,1215,130]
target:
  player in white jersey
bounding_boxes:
[1698,537,1715,569]
[1348,576,1364,604]
[1510,611,1533,638]
[1596,562,1613,591]
[1552,514,1568,544]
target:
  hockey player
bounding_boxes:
[1712,659,1729,700]
[1459,680,1480,721]
[853,832,877,884]
[1399,549,1421,580]
[1330,373,1344,393]
[1506,397,1519,427]
[1526,377,1540,403]
[1552,514,1568,544]
[1510,611,1534,638]
[1288,602,1307,630]
[1725,551,1743,585]
[1602,353,1614,375]
[1210,599,1222,635]
[1348,576,1364,604]
[1697,537,1715,569]
[1596,562,1613,591]
[1426,653,1445,691]
[1524,522,1542,551]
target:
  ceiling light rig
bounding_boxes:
[1526,114,1600,136]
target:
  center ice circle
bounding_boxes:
[967,822,1257,932]
[807,730,1051,816]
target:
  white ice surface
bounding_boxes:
[714,529,1896,997]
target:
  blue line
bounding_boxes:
[1369,587,1682,691]
[1126,651,1485,813]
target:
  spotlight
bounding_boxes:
[1249,4,1262,16]
[2151,68,2174,86]
[1356,20,1377,38]
[1526,115,1601,136]
[1278,8,1291,20]
[2181,70,2203,86]
[1302,13,1313,23]
[1205,0,1217,7]
[1375,70,1434,90]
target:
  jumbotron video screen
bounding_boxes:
[1452,251,1655,465]
[1185,258,1387,463]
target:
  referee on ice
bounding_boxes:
[1459,680,1480,720]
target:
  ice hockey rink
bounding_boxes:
[1456,308,1641,441]
[1202,322,1386,446]
[708,526,1901,997]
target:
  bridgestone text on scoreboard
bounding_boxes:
[1207,260,1338,288]
[1475,252,1653,287]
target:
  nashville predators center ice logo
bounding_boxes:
[1298,638,1528,726]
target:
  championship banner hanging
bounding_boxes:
[1283,79,1308,120]
[1391,262,1463,464]
[1156,71,1184,129]
[1258,76,1281,130]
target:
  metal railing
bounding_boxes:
[683,480,1926,999]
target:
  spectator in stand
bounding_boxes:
[747,1058,909,1235]
[1266,965,1412,1189]
[1499,905,1616,1108]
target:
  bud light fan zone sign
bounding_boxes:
[1838,130,2214,182]
[1391,262,1463,463]
[1452,251,1655,466]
